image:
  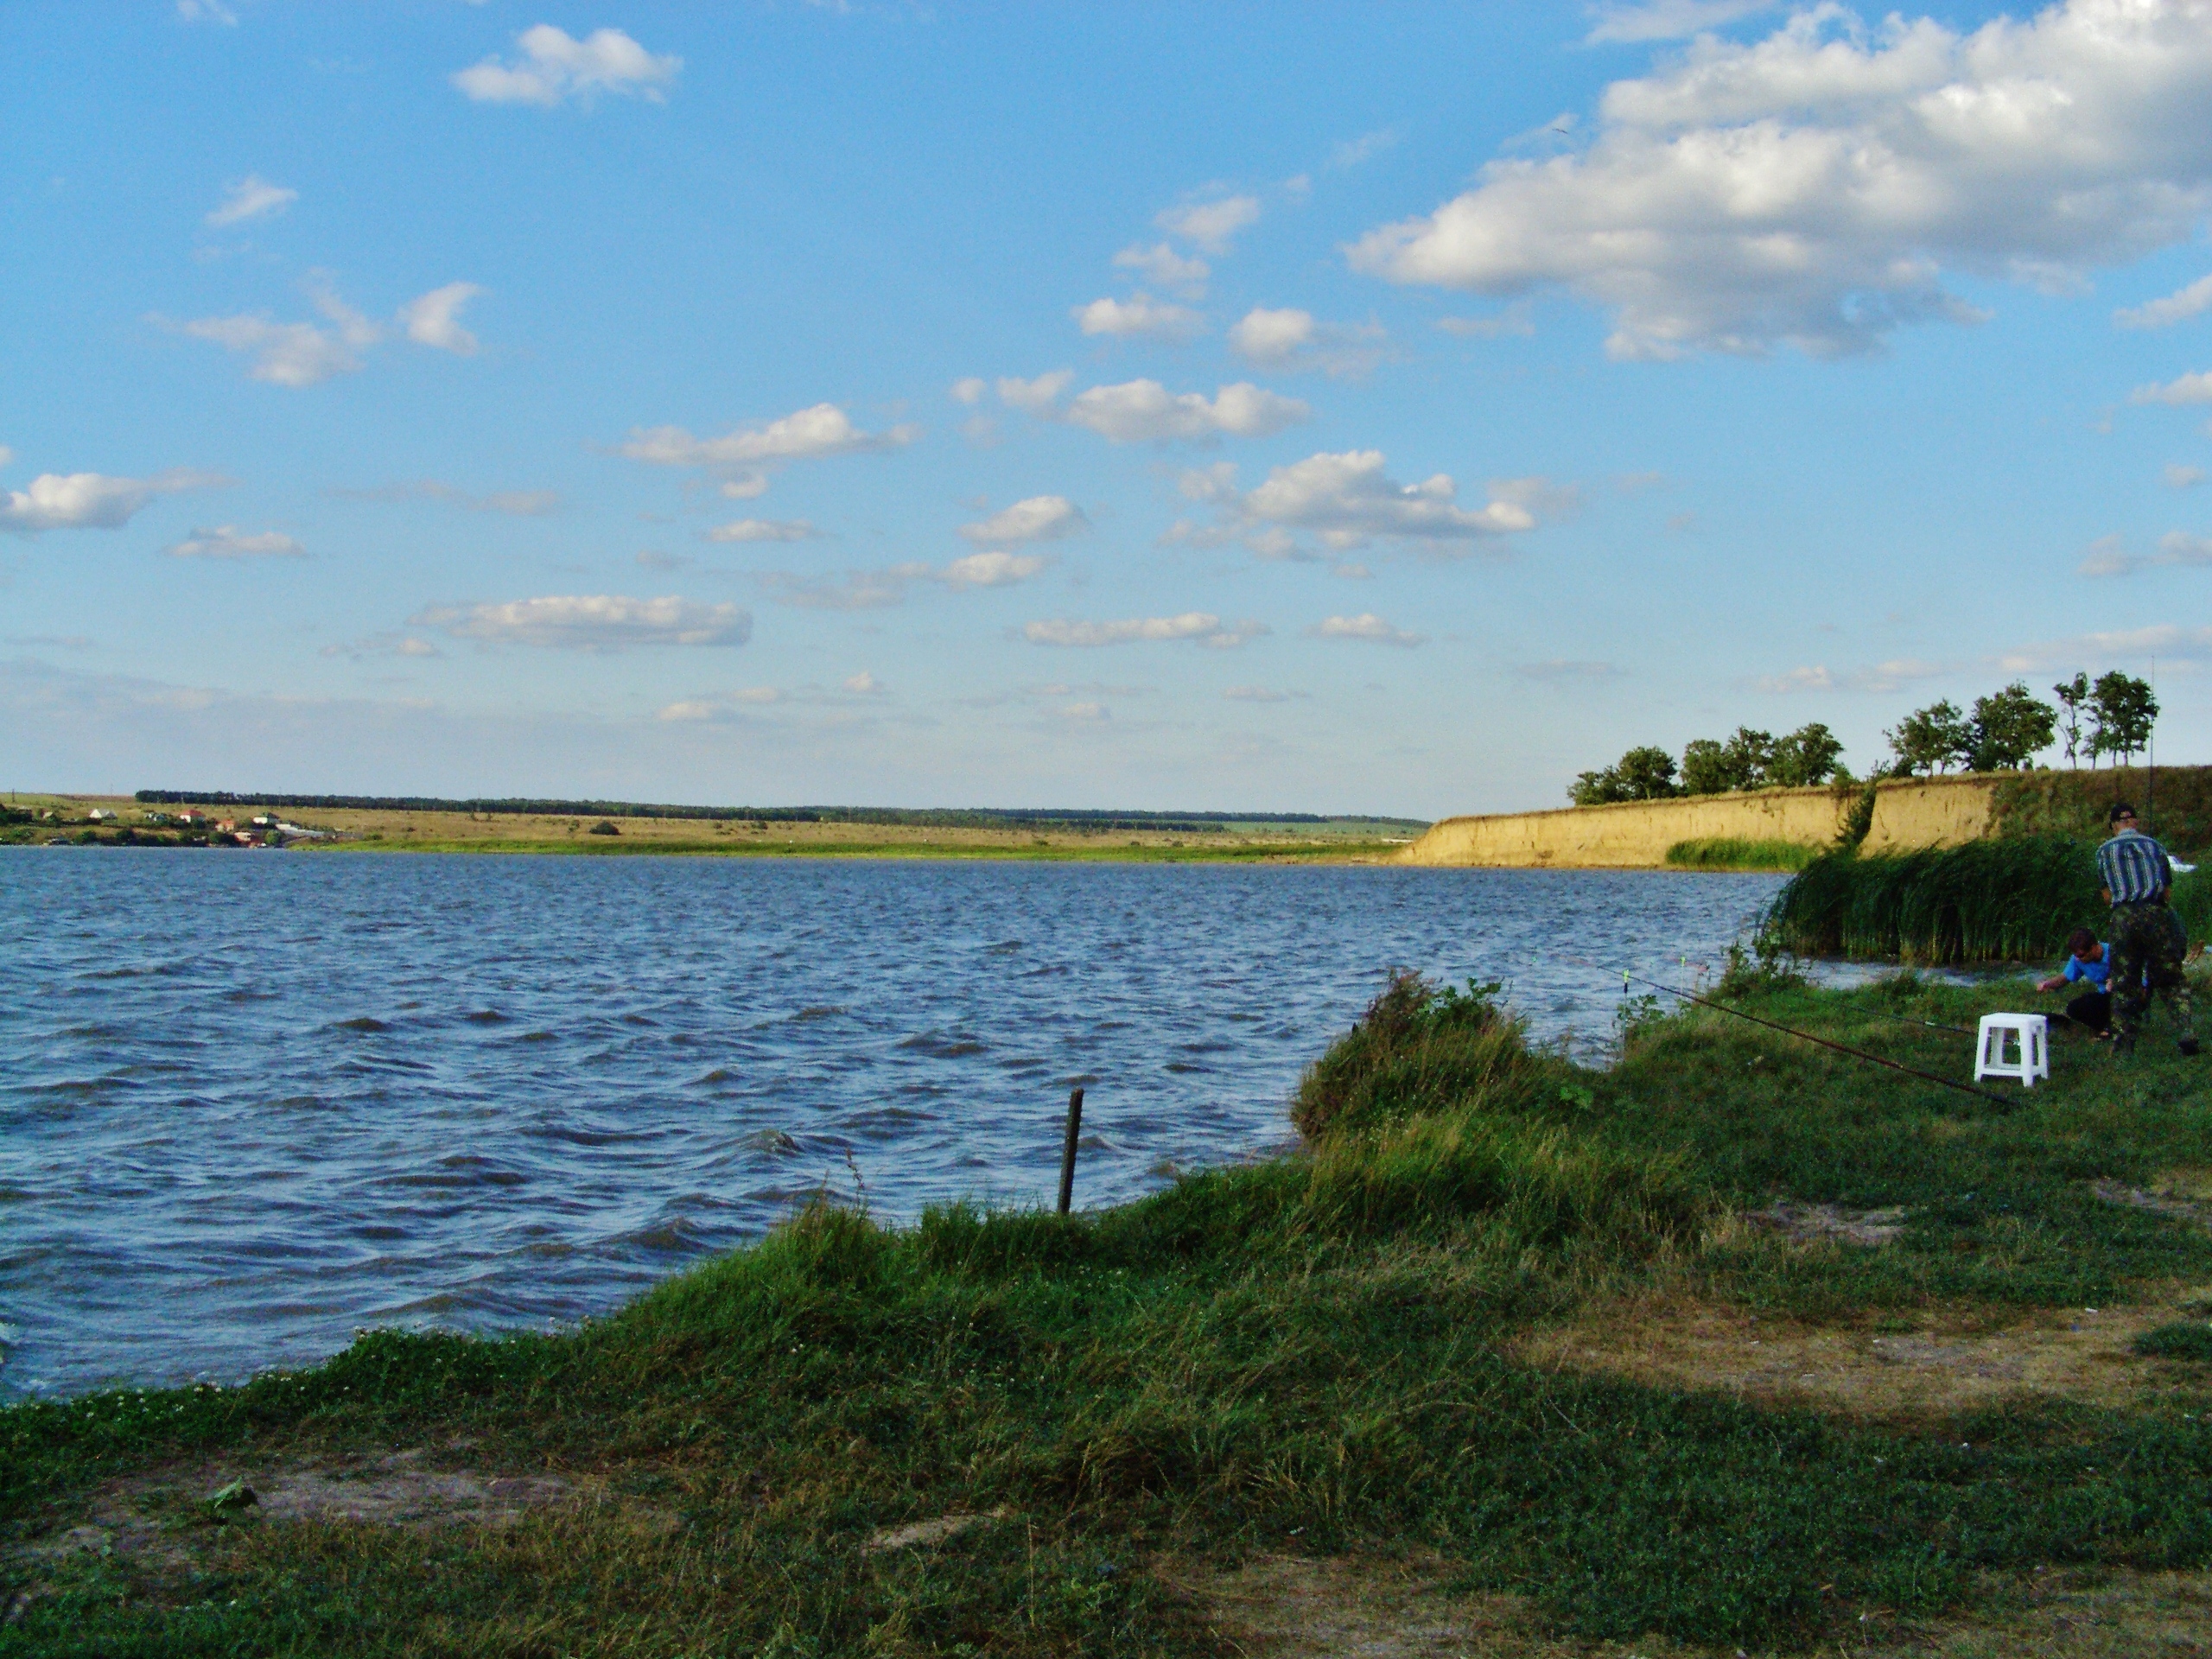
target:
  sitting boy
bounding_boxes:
[2037,927,2111,1036]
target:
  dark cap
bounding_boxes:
[2109,801,2138,824]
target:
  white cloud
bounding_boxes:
[1584,0,1775,43]
[1184,450,1538,556]
[1307,613,1426,647]
[1156,195,1262,255]
[935,551,1046,588]
[166,524,304,559]
[1436,304,1535,339]
[703,518,823,543]
[1222,684,1293,702]
[2080,528,2212,576]
[399,283,485,355]
[1071,293,1205,341]
[177,0,238,23]
[413,594,750,649]
[658,686,781,721]
[1228,307,1389,376]
[1059,702,1109,721]
[996,370,1074,415]
[1064,379,1308,443]
[453,25,680,107]
[1352,1,2212,360]
[950,377,988,404]
[2133,371,2212,405]
[2116,272,2212,328]
[1023,613,1266,648]
[206,175,296,227]
[842,671,885,696]
[327,480,562,516]
[721,474,771,499]
[2167,464,2207,488]
[618,404,919,474]
[1757,657,1946,692]
[1332,128,1402,169]
[759,552,1046,610]
[174,313,365,387]
[1999,622,2212,671]
[0,447,13,469]
[1,467,227,534]
[959,495,1086,545]
[1113,243,1210,296]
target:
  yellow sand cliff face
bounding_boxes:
[1400,776,1998,868]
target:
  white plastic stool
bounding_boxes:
[1974,1014,2050,1087]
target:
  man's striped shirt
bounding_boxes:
[2097,828,2173,905]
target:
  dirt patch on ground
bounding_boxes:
[1509,1289,2212,1421]
[1746,1201,1911,1247]
[1163,1554,2212,1657]
[2094,1166,2212,1229]
[14,1446,586,1570]
[866,1508,1008,1552]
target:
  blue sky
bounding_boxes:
[6,0,2212,817]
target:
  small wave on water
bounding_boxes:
[0,851,1783,1396]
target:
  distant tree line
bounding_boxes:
[131,792,1361,832]
[1567,669,2158,806]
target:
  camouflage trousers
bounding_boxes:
[2108,900,2195,1040]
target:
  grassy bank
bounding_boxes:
[1764,837,2212,963]
[11,969,2212,1655]
[1664,836,1820,872]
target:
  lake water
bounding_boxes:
[1,850,1785,1397]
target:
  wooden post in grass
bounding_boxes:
[1057,1088,1084,1216]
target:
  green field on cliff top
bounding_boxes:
[13,963,2212,1656]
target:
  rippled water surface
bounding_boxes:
[2,849,1785,1395]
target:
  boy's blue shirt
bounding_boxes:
[2063,949,2112,990]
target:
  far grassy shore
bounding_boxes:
[12,963,2212,1655]
[0,794,1422,864]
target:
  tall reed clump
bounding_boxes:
[1292,969,1535,1141]
[1664,837,1820,872]
[1763,837,2105,962]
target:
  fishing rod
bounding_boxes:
[1852,1006,1975,1038]
[1618,970,2018,1109]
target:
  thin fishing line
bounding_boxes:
[1618,970,2018,1110]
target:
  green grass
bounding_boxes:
[12,970,2212,1654]
[1764,837,2212,963]
[1665,836,1821,872]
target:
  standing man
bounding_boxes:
[2096,801,2198,1057]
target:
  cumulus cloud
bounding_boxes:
[1755,657,1945,692]
[703,518,823,543]
[166,524,304,559]
[1,467,227,533]
[996,371,1075,415]
[1064,379,1308,443]
[1179,450,1540,558]
[2079,529,2212,575]
[1023,613,1266,648]
[320,632,443,662]
[759,553,1046,609]
[2116,272,2212,328]
[1113,243,1210,296]
[1351,1,2212,360]
[1331,128,1402,170]
[205,175,296,228]
[950,377,988,404]
[617,404,919,488]
[2168,464,2207,488]
[1306,613,1426,646]
[1156,195,1261,254]
[2133,371,2212,405]
[453,25,680,107]
[413,594,750,649]
[1228,307,1389,376]
[325,480,563,516]
[398,283,485,355]
[1072,293,1205,341]
[1584,0,1775,43]
[843,671,885,696]
[165,276,486,385]
[657,686,781,721]
[1999,622,2212,671]
[959,495,1086,545]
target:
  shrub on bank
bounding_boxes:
[1664,836,1820,872]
